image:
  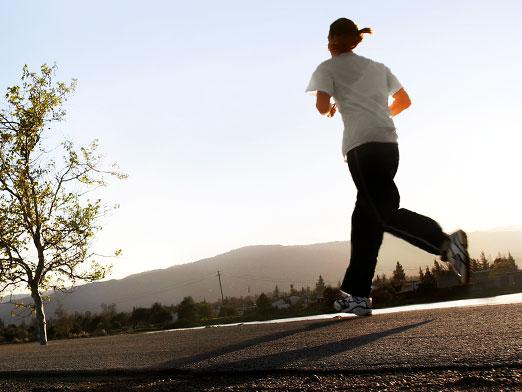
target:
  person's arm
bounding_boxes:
[389,88,411,117]
[316,91,337,117]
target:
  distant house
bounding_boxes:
[271,299,290,310]
[288,295,301,305]
[436,274,460,288]
[398,280,420,293]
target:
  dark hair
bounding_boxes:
[328,18,372,53]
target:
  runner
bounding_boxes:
[306,18,470,316]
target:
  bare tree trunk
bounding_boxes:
[30,285,48,345]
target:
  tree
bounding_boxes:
[272,285,280,299]
[432,259,451,277]
[322,286,341,306]
[177,296,198,323]
[470,258,480,272]
[256,293,271,315]
[372,273,388,287]
[506,253,519,271]
[218,304,237,317]
[418,266,437,293]
[431,260,442,275]
[149,302,172,325]
[418,267,425,281]
[314,275,326,297]
[0,64,125,344]
[372,274,382,286]
[131,307,151,327]
[392,261,406,281]
[51,303,73,339]
[305,286,311,298]
[196,301,212,319]
[479,252,490,271]
[490,253,518,276]
[391,261,406,290]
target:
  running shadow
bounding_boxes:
[160,317,355,369]
[204,318,433,371]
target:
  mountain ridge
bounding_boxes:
[1,230,520,323]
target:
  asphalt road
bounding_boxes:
[0,304,522,374]
[0,303,520,375]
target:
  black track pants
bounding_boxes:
[340,142,449,297]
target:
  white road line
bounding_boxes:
[149,293,522,333]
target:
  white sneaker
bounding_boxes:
[443,230,470,284]
[333,292,372,316]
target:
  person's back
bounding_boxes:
[309,52,400,154]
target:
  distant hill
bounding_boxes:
[1,230,520,323]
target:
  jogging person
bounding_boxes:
[306,18,470,316]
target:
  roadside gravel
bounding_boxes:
[1,367,520,391]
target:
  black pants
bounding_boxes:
[340,142,449,297]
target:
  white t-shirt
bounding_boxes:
[306,52,403,156]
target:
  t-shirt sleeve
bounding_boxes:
[305,63,334,96]
[385,66,402,96]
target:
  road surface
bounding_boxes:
[0,296,520,390]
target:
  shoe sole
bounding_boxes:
[334,301,372,316]
[453,230,470,285]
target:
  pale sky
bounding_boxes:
[1,0,521,280]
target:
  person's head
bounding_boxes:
[327,18,372,57]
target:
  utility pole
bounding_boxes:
[217,270,225,303]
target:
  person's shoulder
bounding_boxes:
[314,57,335,70]
[353,53,388,69]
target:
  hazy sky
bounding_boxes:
[1,1,521,280]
